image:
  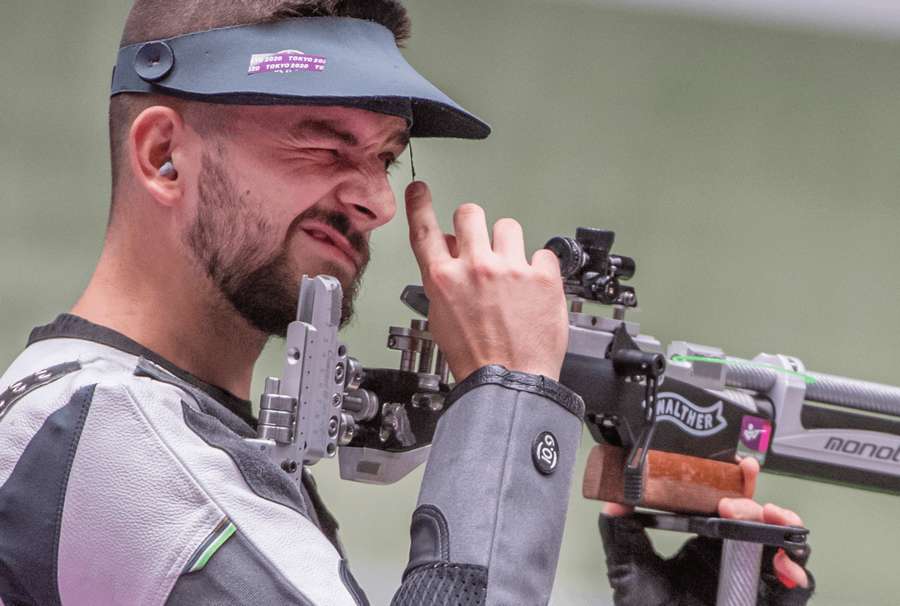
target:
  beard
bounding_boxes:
[184,151,370,337]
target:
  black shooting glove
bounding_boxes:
[598,514,815,606]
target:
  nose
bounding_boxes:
[334,166,397,231]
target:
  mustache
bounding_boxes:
[288,207,370,268]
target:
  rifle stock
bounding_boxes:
[583,444,745,514]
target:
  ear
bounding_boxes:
[127,105,188,208]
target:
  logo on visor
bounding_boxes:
[248,50,328,75]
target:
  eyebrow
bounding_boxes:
[292,119,410,149]
[387,129,411,148]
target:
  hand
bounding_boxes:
[405,181,569,381]
[603,457,808,591]
[600,457,814,605]
[716,458,809,590]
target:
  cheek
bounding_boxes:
[255,164,341,218]
[231,141,337,203]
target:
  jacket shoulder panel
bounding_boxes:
[0,383,96,606]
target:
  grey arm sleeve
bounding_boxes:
[392,366,584,606]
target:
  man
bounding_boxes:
[0,1,812,605]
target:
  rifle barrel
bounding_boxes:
[723,360,900,419]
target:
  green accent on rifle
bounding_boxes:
[671,354,817,385]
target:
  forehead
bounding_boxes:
[227,104,410,145]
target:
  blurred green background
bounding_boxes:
[1,1,898,604]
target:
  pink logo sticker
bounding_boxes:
[740,416,772,454]
[248,49,327,75]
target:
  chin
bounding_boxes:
[293,258,357,293]
[293,230,360,283]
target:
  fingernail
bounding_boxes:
[406,181,425,198]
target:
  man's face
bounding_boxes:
[182,105,408,336]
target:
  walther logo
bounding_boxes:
[825,436,900,463]
[650,392,728,437]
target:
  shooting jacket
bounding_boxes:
[0,314,584,606]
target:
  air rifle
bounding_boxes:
[549,227,900,605]
[246,228,900,604]
[545,228,900,507]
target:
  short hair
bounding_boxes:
[108,0,410,209]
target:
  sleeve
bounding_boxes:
[391,365,585,606]
[48,376,365,606]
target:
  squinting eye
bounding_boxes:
[383,156,401,174]
[308,148,340,162]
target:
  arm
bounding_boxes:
[392,366,583,606]
[392,183,579,606]
[7,369,365,606]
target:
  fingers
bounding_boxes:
[738,456,760,499]
[764,505,809,589]
[492,218,526,263]
[444,234,459,258]
[722,498,810,589]
[719,481,810,591]
[773,548,810,589]
[602,502,635,517]
[407,190,548,270]
[406,181,450,271]
[531,248,562,276]
[719,457,761,516]
[762,503,804,527]
[453,203,491,256]
[718,497,764,521]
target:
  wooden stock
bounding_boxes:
[582,444,745,514]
